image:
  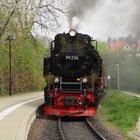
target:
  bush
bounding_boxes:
[0,36,47,95]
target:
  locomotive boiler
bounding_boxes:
[43,29,103,116]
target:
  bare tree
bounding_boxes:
[0,0,67,39]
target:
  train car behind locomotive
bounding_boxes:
[43,29,104,117]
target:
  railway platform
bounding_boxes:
[0,92,43,140]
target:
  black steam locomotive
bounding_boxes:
[43,29,103,116]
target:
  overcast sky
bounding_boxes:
[57,0,140,40]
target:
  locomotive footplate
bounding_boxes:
[64,96,75,106]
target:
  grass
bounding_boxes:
[101,89,140,136]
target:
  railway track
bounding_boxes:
[58,117,107,140]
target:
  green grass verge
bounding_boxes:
[101,89,140,136]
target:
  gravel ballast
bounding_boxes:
[91,106,126,140]
[28,116,61,140]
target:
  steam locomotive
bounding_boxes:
[43,29,105,116]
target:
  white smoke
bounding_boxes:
[70,16,79,30]
[66,0,140,40]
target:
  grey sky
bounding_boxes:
[58,0,140,40]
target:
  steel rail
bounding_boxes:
[58,118,66,140]
[58,117,107,140]
[86,117,107,140]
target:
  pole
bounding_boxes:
[7,34,14,96]
[9,39,12,96]
[116,64,120,91]
[118,65,120,91]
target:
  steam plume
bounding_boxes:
[70,16,79,29]
[67,0,140,39]
[68,0,97,29]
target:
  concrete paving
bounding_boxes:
[122,91,140,140]
[0,92,43,111]
[122,91,140,98]
[0,92,43,140]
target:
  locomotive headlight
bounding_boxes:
[54,77,59,83]
[82,78,88,83]
[69,29,76,37]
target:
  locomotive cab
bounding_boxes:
[43,30,103,117]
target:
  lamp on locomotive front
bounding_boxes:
[69,29,77,37]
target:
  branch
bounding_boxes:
[48,5,67,14]
[34,21,49,30]
[0,0,18,39]
[47,7,60,27]
[0,9,15,39]
[29,32,38,47]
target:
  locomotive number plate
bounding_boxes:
[65,56,79,60]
